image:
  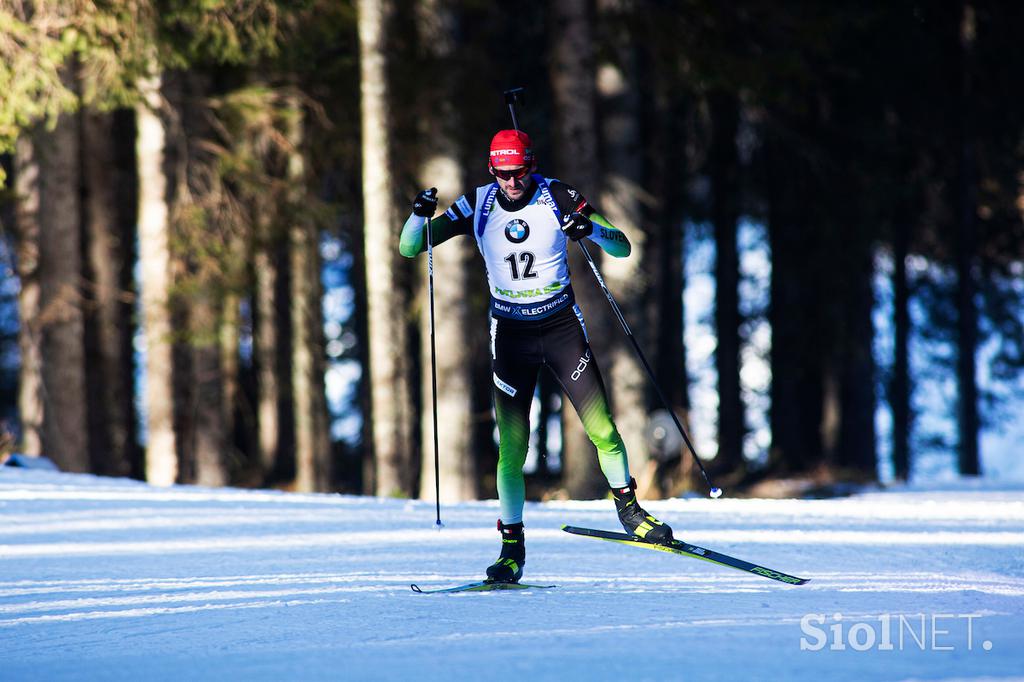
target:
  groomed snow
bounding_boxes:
[1,470,1022,681]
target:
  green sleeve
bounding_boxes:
[586,212,632,258]
[398,212,468,257]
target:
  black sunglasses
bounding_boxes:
[491,166,531,181]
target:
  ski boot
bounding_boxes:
[485,521,525,583]
[612,479,674,545]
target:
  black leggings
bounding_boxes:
[490,304,629,523]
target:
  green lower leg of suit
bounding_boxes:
[495,395,630,524]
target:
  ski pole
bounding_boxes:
[503,87,524,131]
[575,239,723,499]
[425,202,444,528]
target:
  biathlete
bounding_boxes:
[399,129,673,583]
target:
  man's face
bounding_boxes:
[491,164,534,201]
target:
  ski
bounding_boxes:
[561,525,810,585]
[410,581,556,594]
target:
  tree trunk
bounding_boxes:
[36,76,89,472]
[954,1,980,476]
[890,220,911,480]
[254,218,290,482]
[708,90,745,476]
[348,214,373,494]
[819,216,877,481]
[359,0,416,497]
[550,0,607,500]
[136,69,178,485]
[190,348,227,485]
[13,137,44,457]
[220,292,240,480]
[596,0,655,496]
[532,372,557,478]
[289,102,332,493]
[81,108,135,478]
[765,136,821,474]
[254,248,280,476]
[169,72,227,488]
[186,280,228,489]
[835,238,877,477]
[416,0,477,502]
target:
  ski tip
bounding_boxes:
[410,584,423,593]
[771,575,811,586]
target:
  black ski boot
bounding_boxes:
[612,479,674,544]
[485,521,525,583]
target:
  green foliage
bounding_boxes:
[0,0,314,186]
[73,1,158,109]
[0,1,165,155]
[156,0,308,68]
[0,7,79,154]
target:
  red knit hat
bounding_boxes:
[489,130,534,167]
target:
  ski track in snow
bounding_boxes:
[1,470,1022,682]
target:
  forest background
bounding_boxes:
[2,0,1023,504]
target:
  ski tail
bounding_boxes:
[410,581,556,594]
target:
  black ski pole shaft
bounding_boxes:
[507,103,519,131]
[503,87,524,131]
[575,240,722,498]
[426,213,443,527]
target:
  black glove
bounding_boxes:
[561,211,593,242]
[413,187,438,217]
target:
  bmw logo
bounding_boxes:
[505,219,530,243]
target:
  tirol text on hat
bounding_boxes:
[489,130,534,167]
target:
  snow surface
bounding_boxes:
[1,470,1023,681]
